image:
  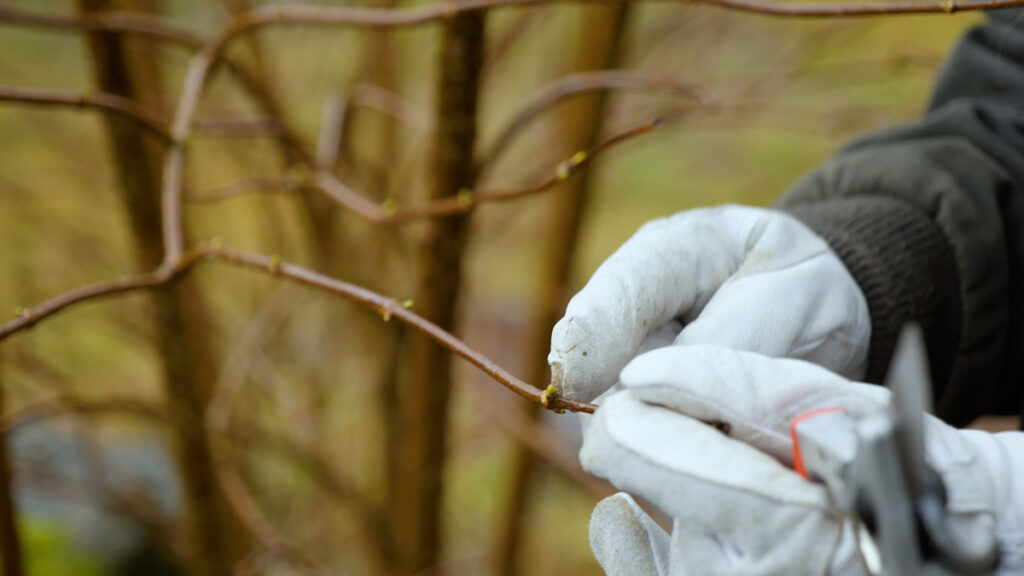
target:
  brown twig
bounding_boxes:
[186,119,659,219]
[0,396,164,434]
[0,245,595,414]
[480,71,713,172]
[351,83,432,134]
[0,2,203,47]
[194,118,285,138]
[4,0,1023,53]
[383,118,661,222]
[172,0,1024,38]
[0,85,171,141]
[186,175,303,204]
[204,291,331,576]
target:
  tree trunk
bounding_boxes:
[76,2,246,574]
[0,355,24,576]
[493,6,629,575]
[393,12,485,574]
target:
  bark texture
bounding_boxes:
[393,12,485,574]
[77,1,245,574]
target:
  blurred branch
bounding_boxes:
[691,0,1024,14]
[187,175,302,204]
[205,294,330,576]
[0,85,171,141]
[3,0,1022,52]
[153,0,1023,281]
[352,83,432,134]
[0,2,203,46]
[14,462,177,537]
[388,118,662,220]
[1,396,164,434]
[0,245,596,414]
[152,0,1024,37]
[0,86,300,144]
[187,119,660,218]
[480,71,713,173]
[194,118,285,137]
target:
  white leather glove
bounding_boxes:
[582,345,1024,575]
[548,205,871,402]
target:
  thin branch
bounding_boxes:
[315,93,349,170]
[480,71,714,172]
[3,0,1022,51]
[351,83,432,133]
[0,85,171,141]
[192,0,1024,38]
[1,396,164,434]
[154,0,1024,273]
[694,0,1024,15]
[0,245,595,414]
[194,118,285,138]
[186,176,302,204]
[204,292,330,576]
[382,119,661,222]
[187,118,659,219]
[0,2,203,47]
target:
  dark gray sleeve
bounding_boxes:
[777,10,1024,426]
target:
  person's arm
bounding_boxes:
[778,11,1024,425]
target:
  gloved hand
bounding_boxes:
[548,205,871,402]
[581,345,1024,575]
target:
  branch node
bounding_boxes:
[555,162,571,182]
[541,384,557,408]
[402,299,414,309]
[381,299,399,322]
[381,198,398,216]
[269,254,282,274]
[943,0,958,11]
[208,236,224,250]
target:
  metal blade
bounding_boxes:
[883,324,932,497]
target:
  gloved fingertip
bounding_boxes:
[590,493,669,576]
[549,315,622,402]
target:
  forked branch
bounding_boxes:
[0,245,596,414]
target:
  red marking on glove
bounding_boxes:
[790,407,845,479]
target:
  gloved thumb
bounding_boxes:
[589,493,671,576]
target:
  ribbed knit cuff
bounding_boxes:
[784,197,962,398]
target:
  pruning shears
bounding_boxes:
[790,325,1000,576]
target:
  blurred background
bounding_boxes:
[0,1,993,574]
